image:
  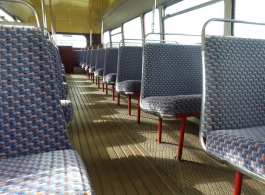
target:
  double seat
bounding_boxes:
[200,34,265,194]
[0,25,94,194]
[103,48,119,99]
[116,46,143,123]
[94,48,106,87]
[140,43,202,160]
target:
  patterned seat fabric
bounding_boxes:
[61,65,66,75]
[103,73,116,83]
[94,48,106,77]
[94,68,104,77]
[103,48,118,83]
[89,66,95,73]
[202,36,265,178]
[116,80,141,92]
[82,49,91,70]
[60,100,74,124]
[0,150,95,194]
[63,82,69,96]
[89,50,97,73]
[47,42,73,123]
[116,46,143,93]
[0,25,93,193]
[141,95,201,116]
[140,44,202,116]
[73,50,83,64]
[206,127,265,177]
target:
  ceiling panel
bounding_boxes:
[2,0,122,34]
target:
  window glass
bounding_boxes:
[165,0,209,15]
[0,9,14,22]
[164,1,224,44]
[144,9,160,42]
[234,0,265,39]
[111,27,122,46]
[111,27,121,35]
[123,17,142,39]
[55,34,87,48]
[104,31,110,47]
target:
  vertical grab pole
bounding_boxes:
[101,0,104,46]
[49,0,55,38]
[151,0,156,33]
[41,0,47,30]
[90,10,92,46]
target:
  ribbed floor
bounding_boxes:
[67,74,265,195]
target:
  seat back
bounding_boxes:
[85,49,91,66]
[90,49,97,68]
[141,43,202,99]
[116,46,143,83]
[201,36,265,136]
[47,41,66,99]
[0,25,72,159]
[103,48,118,77]
[95,48,106,70]
[73,50,82,63]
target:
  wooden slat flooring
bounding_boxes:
[67,74,183,195]
[67,74,265,195]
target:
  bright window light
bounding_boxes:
[0,9,14,22]
[144,9,160,42]
[164,1,224,44]
[55,34,87,48]
[234,0,265,39]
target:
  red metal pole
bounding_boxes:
[117,93,120,105]
[234,172,243,195]
[98,78,100,88]
[95,76,98,85]
[112,84,115,101]
[157,117,162,143]
[92,74,94,83]
[128,95,131,115]
[177,117,186,160]
[106,84,108,95]
[136,92,140,124]
[102,83,105,92]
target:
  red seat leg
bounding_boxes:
[234,172,243,195]
[112,84,115,101]
[128,95,131,115]
[118,93,120,105]
[177,117,187,160]
[158,117,162,143]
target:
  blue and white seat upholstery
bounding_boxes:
[116,46,143,123]
[84,50,91,77]
[73,50,83,64]
[200,35,265,194]
[47,41,73,124]
[0,25,94,194]
[94,48,106,88]
[89,49,97,82]
[140,43,202,160]
[103,48,118,99]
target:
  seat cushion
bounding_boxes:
[94,68,104,77]
[206,127,265,177]
[141,94,201,116]
[103,73,116,83]
[63,82,69,96]
[89,66,95,73]
[85,64,90,71]
[60,100,73,124]
[0,150,95,194]
[116,80,141,93]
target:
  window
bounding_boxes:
[234,0,265,39]
[123,17,142,39]
[164,0,224,44]
[144,9,160,42]
[55,34,87,48]
[0,9,14,22]
[110,27,122,46]
[104,31,110,47]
